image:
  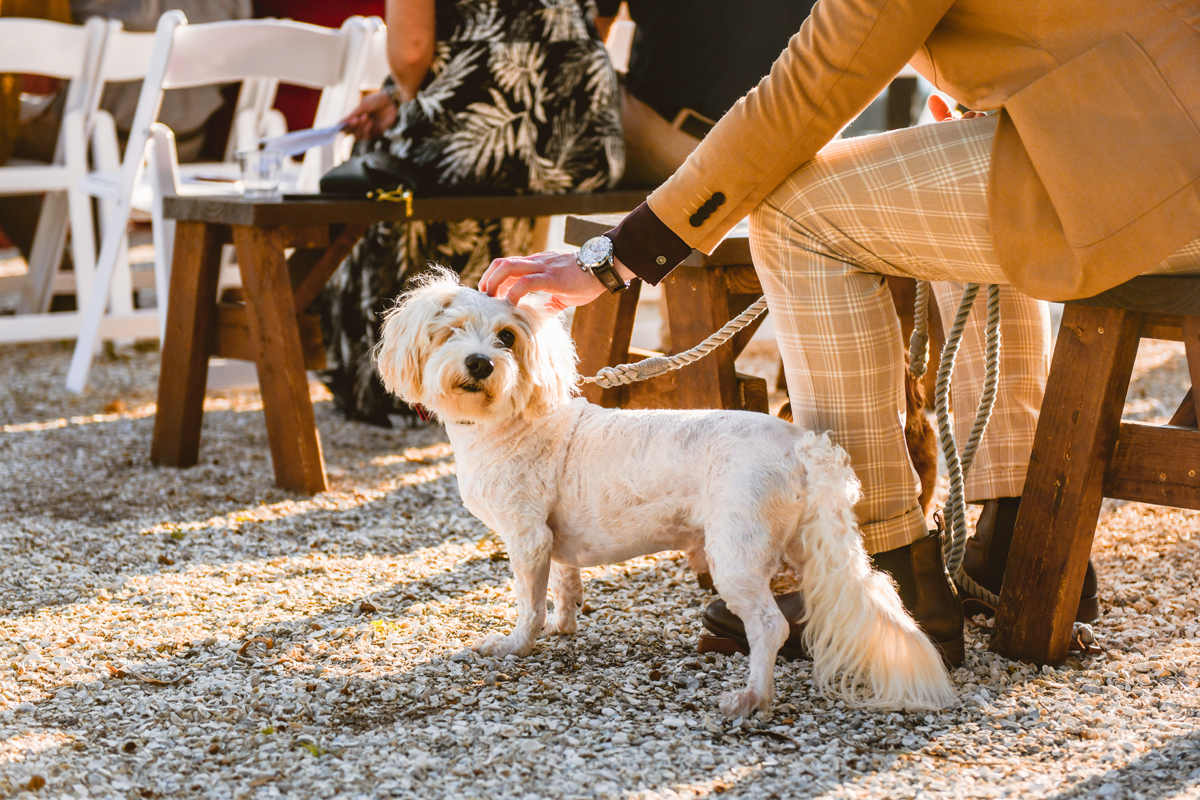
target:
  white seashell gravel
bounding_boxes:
[1,338,1198,800]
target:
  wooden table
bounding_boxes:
[564,214,770,413]
[151,191,650,494]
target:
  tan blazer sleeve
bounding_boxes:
[649,0,955,253]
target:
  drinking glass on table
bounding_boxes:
[237,148,283,198]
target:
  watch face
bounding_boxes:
[578,236,613,269]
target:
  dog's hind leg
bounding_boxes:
[708,528,788,718]
[791,434,954,710]
[545,561,583,636]
[474,522,553,658]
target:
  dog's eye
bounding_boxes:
[496,329,516,349]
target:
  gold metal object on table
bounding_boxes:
[367,187,413,216]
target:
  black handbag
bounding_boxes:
[318,150,421,204]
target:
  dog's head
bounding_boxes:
[375,268,578,425]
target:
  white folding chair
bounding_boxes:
[358,23,392,91]
[291,20,388,189]
[292,18,386,189]
[152,15,381,307]
[293,16,384,192]
[66,11,376,392]
[0,16,124,343]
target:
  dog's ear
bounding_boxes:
[375,277,457,402]
[514,304,578,416]
[514,292,560,323]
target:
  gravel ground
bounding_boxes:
[1,336,1198,800]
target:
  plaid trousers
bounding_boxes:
[749,114,1200,554]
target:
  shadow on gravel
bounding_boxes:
[1045,730,1200,800]
[0,406,441,526]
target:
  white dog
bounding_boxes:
[375,270,954,717]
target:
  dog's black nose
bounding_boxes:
[465,354,494,380]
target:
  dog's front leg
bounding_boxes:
[474,522,552,658]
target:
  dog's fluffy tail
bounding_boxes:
[791,433,955,711]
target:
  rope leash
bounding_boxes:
[910,282,1001,607]
[581,296,770,389]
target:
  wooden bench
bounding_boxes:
[151,189,651,494]
[565,214,770,413]
[992,274,1200,664]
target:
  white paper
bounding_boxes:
[255,124,345,156]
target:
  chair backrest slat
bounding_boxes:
[162,19,351,90]
[0,18,92,78]
[96,26,159,84]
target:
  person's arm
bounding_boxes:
[386,0,436,104]
[644,0,954,258]
[343,0,436,140]
[482,0,956,305]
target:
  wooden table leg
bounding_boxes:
[572,283,641,407]
[663,266,739,410]
[151,221,225,468]
[991,304,1142,664]
[289,223,368,312]
[233,225,328,495]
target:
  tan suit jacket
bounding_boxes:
[646,0,1200,301]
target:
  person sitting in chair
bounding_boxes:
[479,0,1200,665]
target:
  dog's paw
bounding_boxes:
[543,612,577,637]
[472,632,533,658]
[719,688,771,719]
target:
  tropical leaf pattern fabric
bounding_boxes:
[319,0,623,426]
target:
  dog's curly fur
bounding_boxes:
[376,270,954,716]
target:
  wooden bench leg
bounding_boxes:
[572,283,640,407]
[663,267,739,410]
[151,221,224,468]
[233,225,328,495]
[991,304,1142,664]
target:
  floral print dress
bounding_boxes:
[319,0,624,426]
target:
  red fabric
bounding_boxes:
[20,77,61,94]
[254,0,385,28]
[252,0,387,130]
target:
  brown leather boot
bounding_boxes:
[961,497,1100,622]
[700,530,965,667]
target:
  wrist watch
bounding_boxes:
[576,235,629,294]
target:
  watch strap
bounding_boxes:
[590,260,628,294]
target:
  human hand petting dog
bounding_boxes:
[479,250,637,310]
[478,98,979,310]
